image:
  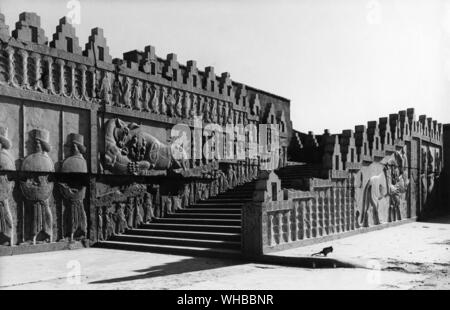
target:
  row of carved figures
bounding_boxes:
[0,46,260,125]
[0,126,88,246]
[0,122,259,245]
[97,162,259,241]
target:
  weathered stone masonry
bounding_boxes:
[244,109,447,256]
[0,12,291,253]
[0,11,448,257]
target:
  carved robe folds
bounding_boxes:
[59,133,88,241]
[20,129,54,244]
[0,126,15,246]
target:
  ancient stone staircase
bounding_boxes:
[276,163,323,190]
[97,181,257,257]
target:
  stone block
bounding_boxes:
[0,12,10,37]
[12,12,48,45]
[50,17,82,54]
[83,27,112,63]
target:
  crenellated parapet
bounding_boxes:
[321,131,342,173]
[274,109,446,251]
[0,12,10,37]
[12,12,47,45]
[286,108,444,179]
[50,17,82,54]
[339,129,359,171]
[0,11,290,141]
[83,27,111,63]
[354,125,371,163]
[367,121,384,159]
[379,117,395,153]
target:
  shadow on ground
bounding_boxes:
[90,256,244,284]
[418,214,450,224]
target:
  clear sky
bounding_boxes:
[1,0,448,133]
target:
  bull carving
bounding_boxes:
[104,118,188,175]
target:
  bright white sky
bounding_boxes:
[1,0,449,133]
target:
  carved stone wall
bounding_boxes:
[0,11,287,253]
[247,110,446,255]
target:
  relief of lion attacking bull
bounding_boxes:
[103,118,189,175]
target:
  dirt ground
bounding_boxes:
[0,216,449,290]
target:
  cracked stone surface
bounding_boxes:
[0,215,449,290]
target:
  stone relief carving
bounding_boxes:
[184,92,192,119]
[98,71,112,105]
[149,84,158,114]
[131,79,142,111]
[20,129,54,244]
[122,77,132,108]
[59,133,87,241]
[174,90,183,118]
[0,44,259,130]
[143,192,155,223]
[142,82,151,112]
[104,118,188,175]
[359,146,409,227]
[160,86,168,115]
[95,183,153,240]
[0,127,15,246]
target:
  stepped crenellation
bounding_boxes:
[11,12,48,45]
[0,10,291,115]
[50,17,82,54]
[288,109,444,176]
[0,12,9,36]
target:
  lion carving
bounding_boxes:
[104,118,188,175]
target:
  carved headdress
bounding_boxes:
[33,128,51,153]
[65,133,86,154]
[0,126,11,150]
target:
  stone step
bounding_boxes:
[97,241,242,258]
[189,202,243,208]
[155,217,241,226]
[141,222,241,233]
[182,208,242,214]
[97,179,257,256]
[218,192,254,198]
[168,212,241,219]
[111,234,241,249]
[199,198,252,203]
[127,228,241,241]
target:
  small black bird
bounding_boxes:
[311,246,333,257]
